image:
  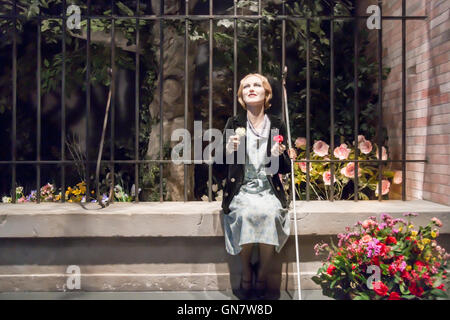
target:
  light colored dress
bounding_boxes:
[223,114,291,255]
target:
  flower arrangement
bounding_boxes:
[312,213,449,300]
[292,135,401,200]
[1,182,139,203]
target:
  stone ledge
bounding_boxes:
[0,200,449,238]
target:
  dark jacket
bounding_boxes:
[213,112,292,215]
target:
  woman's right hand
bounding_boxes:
[226,134,241,153]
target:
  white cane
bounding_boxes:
[282,66,302,300]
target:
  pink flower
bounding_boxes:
[273,135,284,143]
[375,180,391,196]
[358,135,366,144]
[375,146,388,160]
[362,220,371,229]
[359,139,373,154]
[298,159,312,173]
[322,171,335,185]
[333,143,351,160]
[313,140,329,157]
[361,235,372,243]
[340,162,362,178]
[431,217,443,227]
[295,137,307,148]
[393,170,402,184]
[18,197,27,203]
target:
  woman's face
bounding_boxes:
[242,76,265,108]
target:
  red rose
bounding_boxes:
[373,281,389,296]
[388,292,401,300]
[273,135,284,143]
[409,282,424,297]
[327,264,336,275]
[386,236,397,245]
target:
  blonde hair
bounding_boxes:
[237,73,272,110]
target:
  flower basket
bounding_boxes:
[312,213,449,300]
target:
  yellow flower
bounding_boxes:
[91,190,95,194]
[68,199,73,203]
[411,230,418,237]
[422,238,430,245]
[55,194,61,201]
[425,256,430,262]
[406,266,412,271]
[408,225,414,229]
[431,231,437,238]
[418,244,424,251]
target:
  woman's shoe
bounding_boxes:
[239,277,253,300]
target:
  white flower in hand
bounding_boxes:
[235,127,246,137]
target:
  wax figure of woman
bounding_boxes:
[213,73,296,299]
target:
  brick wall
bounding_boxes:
[357,0,450,206]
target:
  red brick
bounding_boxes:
[428,134,450,145]
[429,192,450,206]
[430,113,450,125]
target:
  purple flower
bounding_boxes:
[379,222,387,230]
[402,212,418,217]
[398,261,407,272]
[366,238,381,258]
[380,213,393,221]
[392,218,408,225]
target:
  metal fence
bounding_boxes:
[0,0,428,204]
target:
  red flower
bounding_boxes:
[388,292,401,300]
[327,264,336,275]
[373,281,389,296]
[386,236,397,245]
[371,256,380,266]
[388,264,397,274]
[273,135,284,143]
[380,243,390,256]
[401,270,412,281]
[409,282,424,297]
[415,261,426,272]
[436,284,445,291]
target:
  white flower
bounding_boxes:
[2,196,12,203]
[212,184,218,193]
[201,195,209,201]
[235,127,246,137]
